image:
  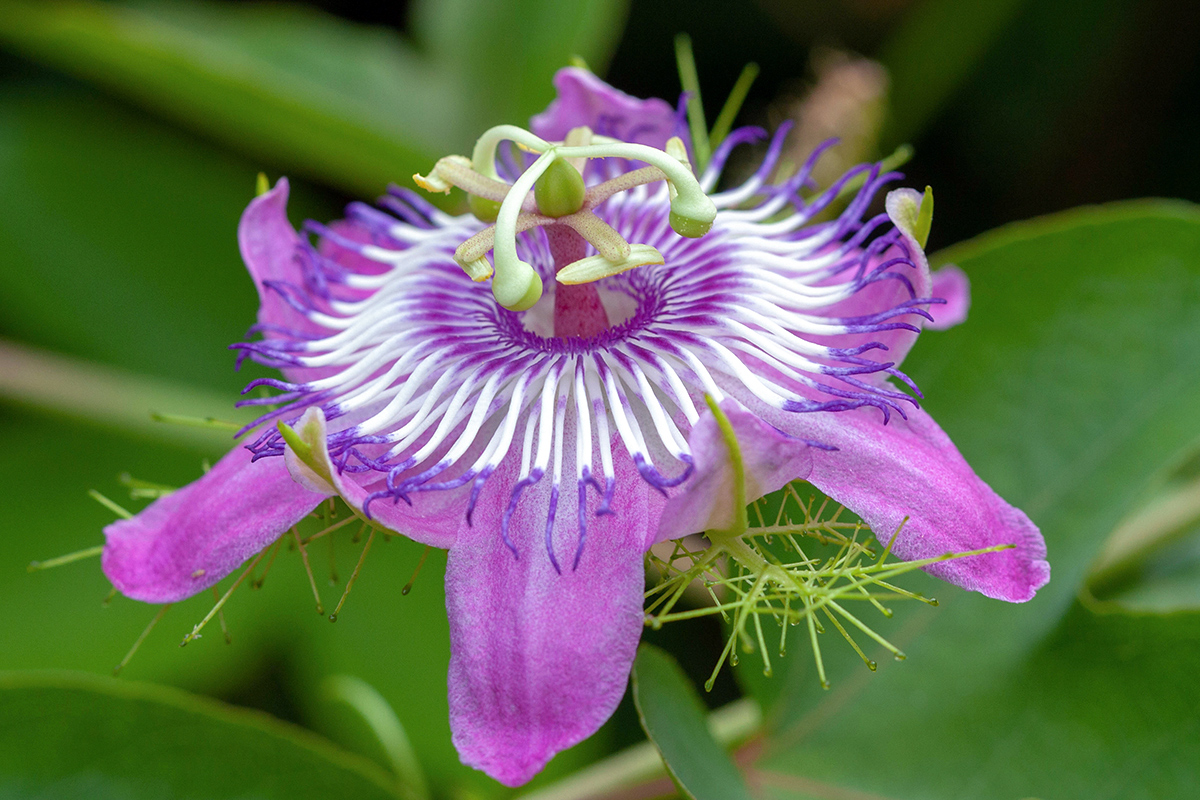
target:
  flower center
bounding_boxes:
[413,124,718,321]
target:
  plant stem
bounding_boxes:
[0,338,254,453]
[516,698,760,800]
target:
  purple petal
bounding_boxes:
[927,264,971,330]
[238,178,338,382]
[444,452,654,786]
[282,407,460,549]
[657,399,814,542]
[787,406,1049,602]
[102,444,328,603]
[531,67,678,148]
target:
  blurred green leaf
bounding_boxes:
[320,674,430,800]
[880,0,1030,147]
[741,201,1200,798]
[0,72,339,392]
[0,0,631,196]
[632,644,753,800]
[0,0,461,196]
[410,0,629,128]
[0,670,402,799]
[1088,470,1200,609]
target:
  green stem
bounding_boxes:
[515,699,760,800]
[1088,472,1200,595]
[710,62,759,151]
[673,33,710,172]
[0,338,253,453]
[321,675,430,800]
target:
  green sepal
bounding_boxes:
[914,185,934,248]
[276,417,334,488]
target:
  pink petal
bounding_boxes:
[282,407,460,549]
[927,264,971,330]
[657,399,814,542]
[531,67,678,148]
[238,178,338,382]
[789,406,1049,602]
[444,452,654,786]
[102,444,328,603]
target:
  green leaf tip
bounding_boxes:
[256,172,270,197]
[632,644,754,800]
[674,33,710,173]
[710,62,759,151]
[276,418,311,461]
[915,185,934,248]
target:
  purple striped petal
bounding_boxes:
[789,405,1049,602]
[102,444,327,603]
[445,451,655,787]
[239,178,340,382]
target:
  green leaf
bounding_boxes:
[0,72,340,393]
[0,0,463,196]
[744,202,1200,798]
[0,0,633,196]
[632,644,753,800]
[0,670,403,799]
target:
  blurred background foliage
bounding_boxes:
[0,0,1199,798]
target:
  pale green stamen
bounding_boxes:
[414,123,718,310]
[556,244,665,285]
[554,140,717,236]
[492,148,556,310]
[471,124,551,180]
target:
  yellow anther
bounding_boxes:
[455,254,494,282]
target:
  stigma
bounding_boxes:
[414,124,717,312]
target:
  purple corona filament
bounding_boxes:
[232,121,927,571]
